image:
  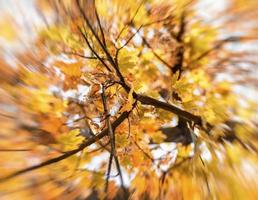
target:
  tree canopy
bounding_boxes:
[0,0,257,199]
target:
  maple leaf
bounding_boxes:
[0,0,257,199]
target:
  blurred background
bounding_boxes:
[0,0,257,199]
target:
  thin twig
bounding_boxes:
[160,157,191,184]
[105,153,114,192]
[133,140,154,163]
[141,36,172,69]
[63,51,98,60]
[78,27,112,72]
[93,0,107,47]
[116,0,146,41]
[77,0,208,131]
[0,149,32,152]
[78,103,111,152]
[0,113,16,119]
[127,117,131,139]
[76,0,116,72]
[192,36,244,63]
[101,84,126,194]
[0,110,133,182]
[199,156,211,195]
[117,25,143,51]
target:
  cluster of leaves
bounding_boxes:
[0,0,257,199]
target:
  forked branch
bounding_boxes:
[0,109,134,182]
[101,84,126,194]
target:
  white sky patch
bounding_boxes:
[87,143,98,150]
[162,116,178,127]
[50,84,91,102]
[0,0,45,53]
[189,143,195,157]
[147,29,155,40]
[241,160,258,183]
[61,89,77,100]
[82,151,136,187]
[119,39,127,47]
[77,84,90,101]
[150,143,178,173]
[194,127,200,137]
[110,168,137,188]
[48,85,60,94]
[199,142,212,162]
[215,149,225,162]
[225,41,258,52]
[2,53,18,69]
[155,62,169,75]
[83,49,93,57]
[159,27,168,35]
[195,0,228,24]
[56,53,78,63]
[215,73,234,82]
[83,152,110,171]
[160,143,177,152]
[133,31,143,47]
[152,146,167,160]
[0,103,17,114]
[65,114,81,127]
[193,88,201,96]
[92,117,101,127]
[233,85,258,102]
[110,101,121,116]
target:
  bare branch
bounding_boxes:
[101,85,116,156]
[76,1,207,131]
[137,95,203,126]
[63,51,99,60]
[160,157,192,184]
[176,11,186,42]
[78,104,111,152]
[0,110,134,182]
[105,153,113,192]
[141,36,173,69]
[117,25,143,51]
[191,36,257,63]
[133,140,154,163]
[0,113,16,119]
[76,0,117,72]
[93,0,107,47]
[78,27,112,72]
[116,0,146,41]
[127,117,131,139]
[0,149,32,152]
[101,84,126,194]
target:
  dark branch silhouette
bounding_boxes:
[0,109,134,182]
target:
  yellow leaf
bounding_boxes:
[55,60,82,77]
[121,86,134,112]
[58,129,84,151]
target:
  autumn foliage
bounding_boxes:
[0,0,258,199]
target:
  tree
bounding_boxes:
[0,0,257,199]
